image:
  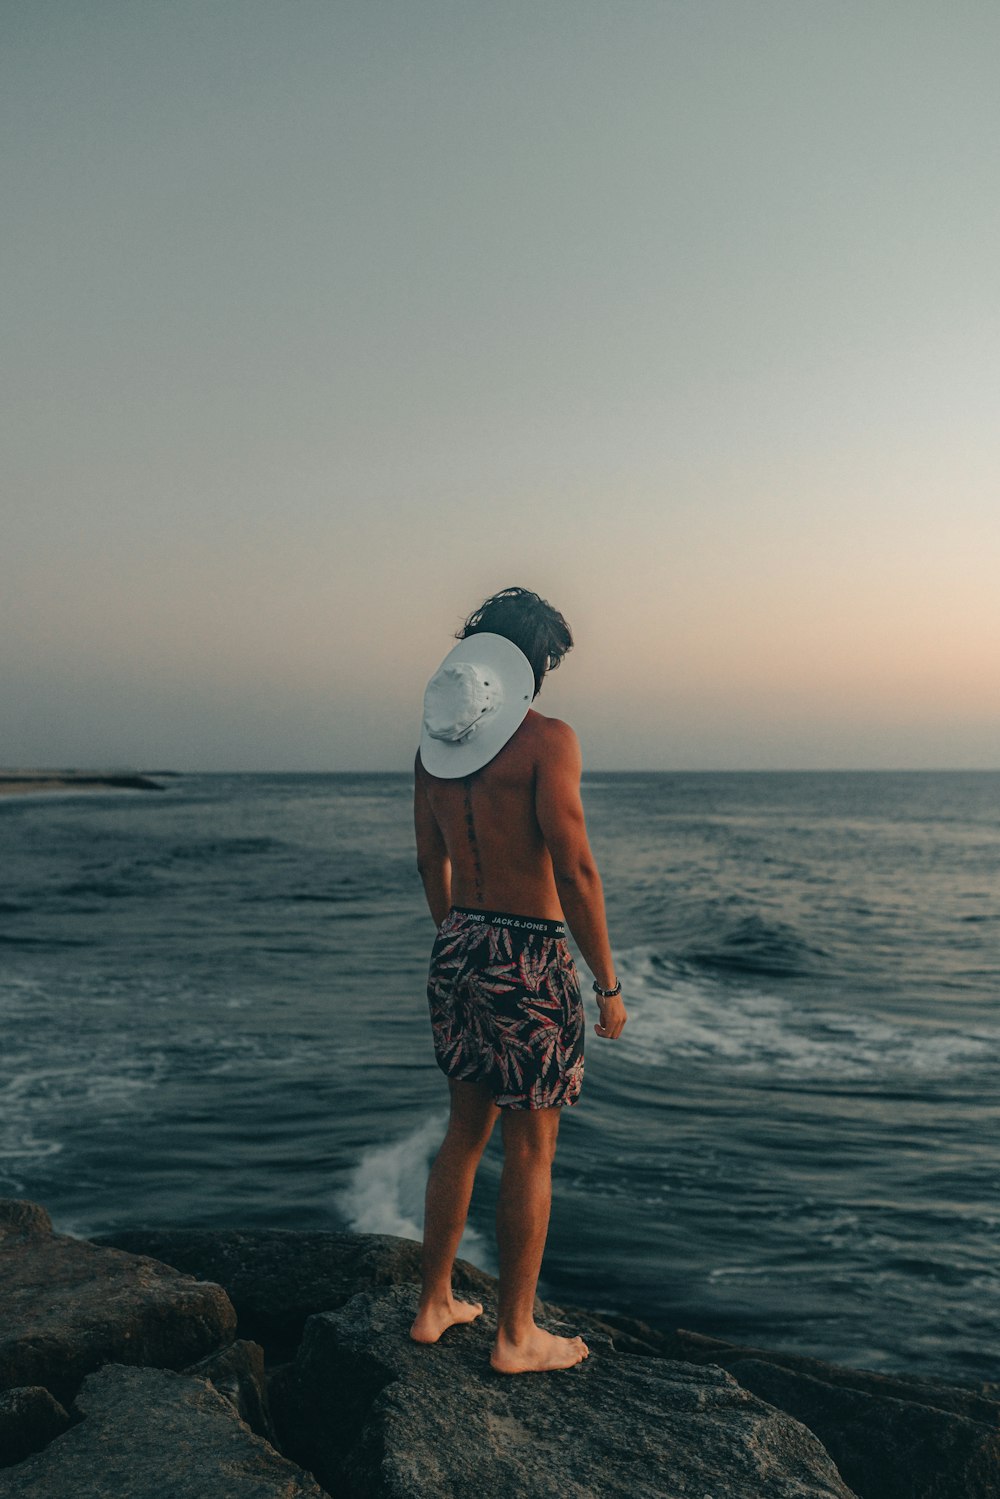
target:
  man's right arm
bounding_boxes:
[535,720,626,1040]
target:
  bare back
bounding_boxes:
[417,710,563,919]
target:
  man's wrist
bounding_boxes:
[592,975,621,999]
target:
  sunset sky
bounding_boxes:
[4,2,998,770]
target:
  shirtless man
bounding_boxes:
[409,586,627,1374]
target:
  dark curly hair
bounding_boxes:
[457,586,573,698]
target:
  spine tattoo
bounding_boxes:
[463,774,485,905]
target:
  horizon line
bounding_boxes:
[7,766,997,778]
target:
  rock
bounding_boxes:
[0,1199,237,1405]
[0,1365,326,1499]
[0,1205,51,1236]
[12,1204,990,1497]
[0,1389,72,1469]
[92,1226,504,1360]
[281,1284,858,1499]
[727,1358,1000,1499]
[183,1339,278,1446]
[644,1327,1000,1499]
[669,1328,1000,1425]
[0,771,164,793]
[264,1360,304,1461]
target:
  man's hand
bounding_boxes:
[594,993,627,1040]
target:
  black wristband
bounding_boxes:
[592,977,622,999]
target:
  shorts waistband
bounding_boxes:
[449,906,566,939]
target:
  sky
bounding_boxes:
[3,1,998,771]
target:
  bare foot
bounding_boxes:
[409,1297,484,1344]
[490,1325,590,1374]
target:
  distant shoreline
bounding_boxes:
[0,770,170,797]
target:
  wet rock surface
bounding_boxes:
[0,1365,325,1499]
[0,1200,237,1407]
[281,1283,858,1499]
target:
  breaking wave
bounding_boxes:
[336,1115,495,1273]
[615,949,1000,1082]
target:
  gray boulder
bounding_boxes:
[668,1327,1000,1425]
[647,1329,1000,1499]
[0,1365,326,1499]
[728,1357,1000,1499]
[0,1199,236,1405]
[281,1284,858,1499]
[92,1225,504,1358]
[182,1338,278,1447]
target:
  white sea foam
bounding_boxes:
[615,948,1000,1081]
[336,1114,495,1273]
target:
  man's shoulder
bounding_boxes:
[523,711,580,758]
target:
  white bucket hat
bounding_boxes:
[419,632,535,778]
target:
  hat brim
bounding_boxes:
[419,633,535,779]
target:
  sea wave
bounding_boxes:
[682,911,830,977]
[335,1114,495,1273]
[615,949,1000,1082]
[163,836,287,864]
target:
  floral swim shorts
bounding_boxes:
[426,906,585,1109]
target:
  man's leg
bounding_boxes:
[491,1107,589,1373]
[410,1076,499,1343]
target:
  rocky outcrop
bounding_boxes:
[0,1365,325,1499]
[727,1358,1000,1499]
[0,1200,236,1406]
[93,1225,504,1359]
[650,1330,1000,1499]
[0,770,166,795]
[666,1328,1000,1423]
[279,1283,856,1499]
[4,1196,997,1499]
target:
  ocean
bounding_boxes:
[2,771,998,1384]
